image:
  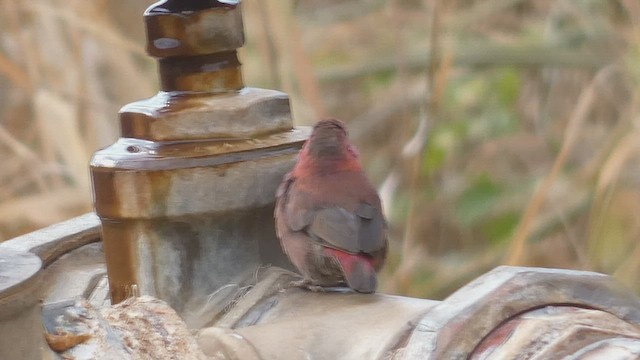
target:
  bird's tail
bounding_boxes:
[325,248,377,293]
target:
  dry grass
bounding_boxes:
[1,0,639,297]
[0,0,156,238]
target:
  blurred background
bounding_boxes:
[0,0,639,298]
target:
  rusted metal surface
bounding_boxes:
[43,297,207,360]
[400,266,640,360]
[118,88,294,141]
[145,0,244,58]
[2,215,640,359]
[0,248,45,360]
[36,259,440,360]
[90,0,310,316]
[0,214,108,359]
[191,266,640,360]
[145,0,244,93]
[2,1,640,358]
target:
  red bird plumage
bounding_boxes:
[275,119,388,293]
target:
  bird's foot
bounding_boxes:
[288,279,327,293]
[305,284,328,293]
[287,280,357,293]
[321,286,355,293]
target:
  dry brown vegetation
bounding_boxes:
[0,0,639,298]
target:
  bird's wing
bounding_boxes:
[277,176,315,232]
[309,207,359,252]
[309,203,386,254]
[278,174,386,254]
[355,203,387,253]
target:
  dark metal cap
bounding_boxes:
[144,0,244,58]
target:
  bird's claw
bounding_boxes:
[288,279,327,292]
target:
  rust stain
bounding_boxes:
[92,129,308,171]
[118,88,295,141]
[90,0,308,309]
[148,169,173,217]
[171,66,243,93]
[144,1,243,58]
[44,331,92,353]
[91,168,120,218]
[100,220,140,304]
[159,51,243,92]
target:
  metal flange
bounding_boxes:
[401,266,640,359]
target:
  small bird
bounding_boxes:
[275,119,387,293]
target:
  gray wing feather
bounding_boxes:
[309,204,386,254]
[357,203,386,253]
[279,176,386,254]
[309,207,360,253]
[278,178,314,232]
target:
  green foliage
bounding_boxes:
[483,212,519,246]
[362,70,396,95]
[455,175,502,227]
[495,67,522,107]
[440,67,521,147]
[422,120,467,176]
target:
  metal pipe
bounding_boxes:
[90,0,309,322]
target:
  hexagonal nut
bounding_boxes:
[144,1,244,57]
[119,88,293,141]
[400,266,640,359]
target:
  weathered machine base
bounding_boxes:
[2,214,640,359]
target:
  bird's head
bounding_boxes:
[294,119,361,175]
[307,119,351,158]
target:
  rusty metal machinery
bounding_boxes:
[89,0,309,320]
[1,219,640,359]
[0,0,639,359]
